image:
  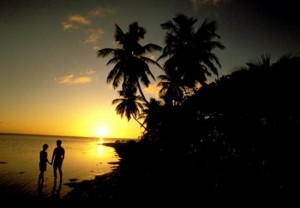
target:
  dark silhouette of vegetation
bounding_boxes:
[112,89,146,129]
[66,14,299,204]
[98,21,161,111]
[139,13,225,143]
[157,13,225,106]
[170,53,300,192]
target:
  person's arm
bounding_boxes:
[46,152,51,164]
[51,149,55,165]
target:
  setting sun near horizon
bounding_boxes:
[0,100,143,139]
[1,0,299,140]
[95,126,109,138]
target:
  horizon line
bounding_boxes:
[0,132,136,140]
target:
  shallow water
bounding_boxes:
[0,134,120,199]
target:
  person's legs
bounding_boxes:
[38,171,44,184]
[53,163,58,181]
[58,164,62,181]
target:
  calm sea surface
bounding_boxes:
[0,134,122,199]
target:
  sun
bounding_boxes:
[96,126,109,138]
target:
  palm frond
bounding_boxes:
[98,48,115,58]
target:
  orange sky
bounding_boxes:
[1,0,299,138]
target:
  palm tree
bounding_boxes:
[98,22,162,105]
[112,89,146,129]
[157,74,185,106]
[158,13,225,94]
[139,98,164,140]
[245,54,271,71]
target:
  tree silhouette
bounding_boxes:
[139,98,165,142]
[98,22,162,106]
[157,13,225,106]
[157,73,185,106]
[112,89,146,129]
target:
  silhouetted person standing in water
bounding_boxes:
[38,144,50,187]
[51,140,65,183]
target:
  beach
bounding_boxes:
[1,138,296,206]
[0,134,121,206]
[0,140,195,206]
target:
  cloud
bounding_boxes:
[85,28,105,48]
[62,15,91,30]
[62,6,117,31]
[56,74,91,85]
[69,15,90,25]
[62,22,76,30]
[191,0,229,8]
[61,6,117,50]
[56,69,96,85]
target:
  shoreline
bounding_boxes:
[0,137,123,206]
[2,140,294,205]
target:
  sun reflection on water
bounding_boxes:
[97,137,104,155]
[97,144,104,155]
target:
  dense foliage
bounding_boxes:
[87,14,299,203]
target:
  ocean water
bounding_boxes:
[0,134,121,199]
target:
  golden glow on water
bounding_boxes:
[0,135,120,198]
[98,137,104,144]
[96,138,104,155]
[97,144,104,155]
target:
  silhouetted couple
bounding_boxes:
[38,140,65,189]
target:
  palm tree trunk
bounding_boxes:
[133,115,147,130]
[137,82,149,105]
